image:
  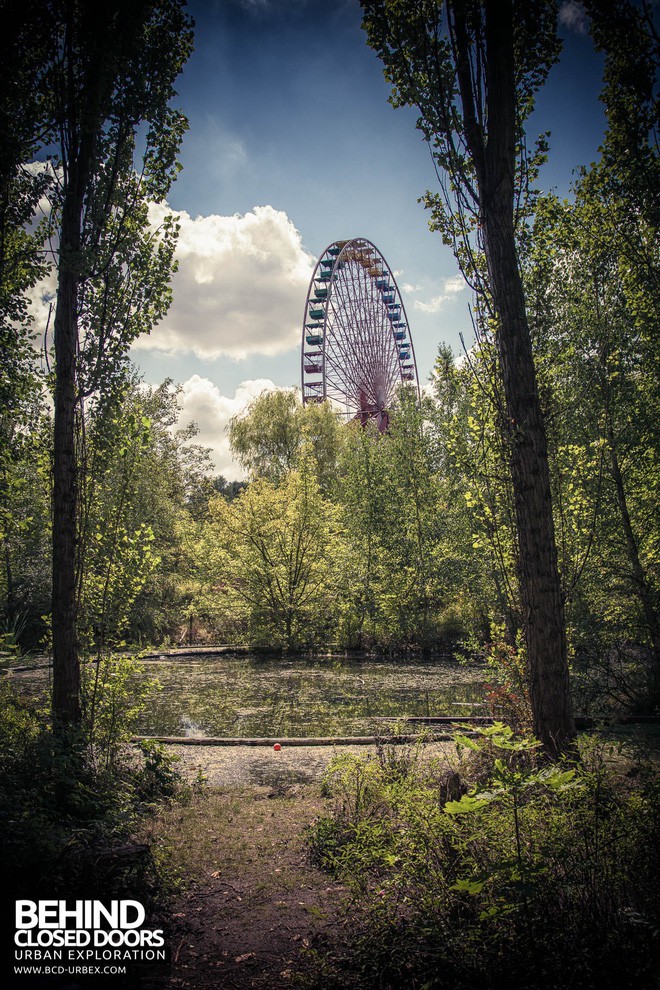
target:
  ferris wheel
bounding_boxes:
[301,237,420,431]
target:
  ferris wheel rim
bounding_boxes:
[300,237,420,421]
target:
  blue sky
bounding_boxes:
[129,0,606,477]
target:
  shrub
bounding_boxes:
[304,725,660,989]
[0,670,184,932]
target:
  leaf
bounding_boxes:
[444,794,491,815]
[450,877,484,894]
[453,732,480,750]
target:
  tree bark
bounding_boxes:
[477,0,575,754]
[51,14,109,727]
[51,181,84,726]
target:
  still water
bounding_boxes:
[135,653,486,738]
[9,652,486,738]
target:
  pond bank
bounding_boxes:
[162,739,456,788]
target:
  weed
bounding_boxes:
[303,725,660,989]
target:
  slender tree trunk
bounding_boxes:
[479,0,575,755]
[51,184,84,726]
[605,416,660,705]
[484,216,575,752]
[50,7,119,728]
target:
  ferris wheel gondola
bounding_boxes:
[300,237,420,431]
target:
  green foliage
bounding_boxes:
[77,376,214,651]
[304,727,660,989]
[333,391,469,650]
[0,408,52,652]
[361,0,558,307]
[521,0,660,708]
[480,628,532,732]
[228,389,342,493]
[42,1,194,395]
[428,344,520,642]
[0,673,184,925]
[81,653,161,770]
[134,739,181,801]
[200,451,340,650]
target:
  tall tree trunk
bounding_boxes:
[50,18,108,726]
[605,414,660,705]
[51,185,84,726]
[50,0,129,727]
[479,0,575,754]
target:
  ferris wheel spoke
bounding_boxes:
[301,238,420,420]
[328,284,373,401]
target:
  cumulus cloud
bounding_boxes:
[178,375,281,478]
[134,204,315,360]
[414,274,466,314]
[26,264,58,336]
[558,1,590,34]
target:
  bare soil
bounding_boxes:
[140,739,456,989]
[142,782,350,990]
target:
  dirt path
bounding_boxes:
[166,739,453,788]
[143,784,349,989]
[141,739,456,987]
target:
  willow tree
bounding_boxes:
[228,389,342,494]
[362,0,575,754]
[42,0,193,726]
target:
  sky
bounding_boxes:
[126,0,606,478]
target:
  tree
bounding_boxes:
[228,389,342,493]
[202,453,339,651]
[369,390,447,647]
[0,407,51,652]
[39,1,193,725]
[582,0,660,702]
[362,0,575,754]
[0,4,54,648]
[429,344,520,644]
[75,376,214,652]
[517,1,659,711]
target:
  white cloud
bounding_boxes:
[414,274,466,314]
[558,1,590,35]
[178,375,282,478]
[134,204,315,360]
[443,275,466,295]
[26,264,57,336]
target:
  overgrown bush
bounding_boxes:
[0,665,187,931]
[304,725,660,989]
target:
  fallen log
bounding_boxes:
[371,716,494,724]
[131,734,457,747]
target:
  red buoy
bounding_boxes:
[273,743,281,751]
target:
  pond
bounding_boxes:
[136,652,486,738]
[8,652,486,739]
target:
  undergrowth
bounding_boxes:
[0,661,195,930]
[304,725,660,990]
